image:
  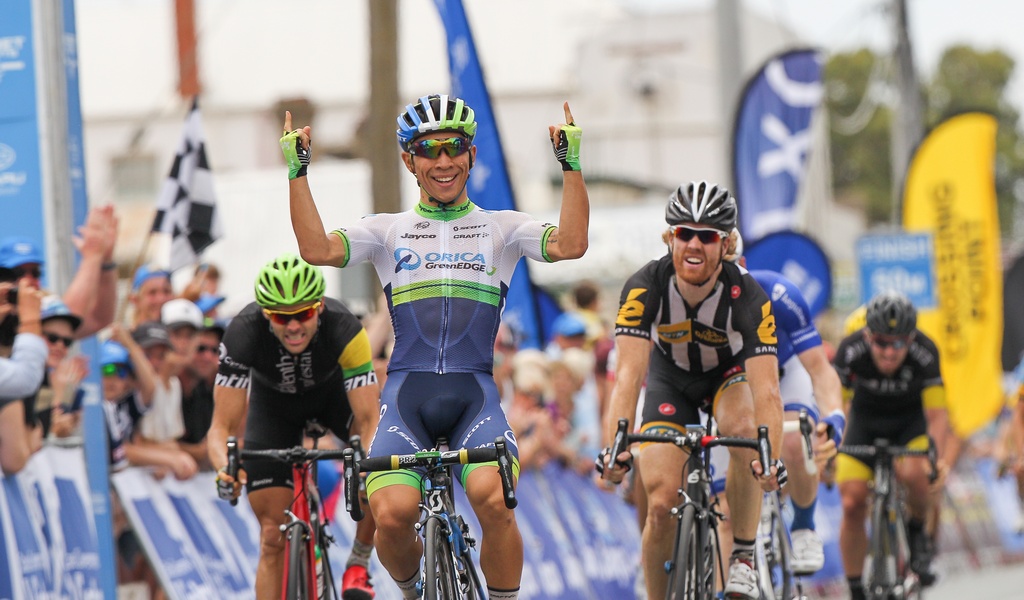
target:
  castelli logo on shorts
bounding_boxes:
[659,403,676,416]
[731,285,741,299]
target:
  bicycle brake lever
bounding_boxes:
[342,448,365,521]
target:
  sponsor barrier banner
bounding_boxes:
[732,48,824,244]
[903,112,1004,438]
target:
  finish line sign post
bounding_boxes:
[856,232,936,308]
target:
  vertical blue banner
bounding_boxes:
[744,231,833,317]
[732,48,823,244]
[0,0,46,243]
[432,0,547,348]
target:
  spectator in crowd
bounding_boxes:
[180,262,222,302]
[493,322,520,408]
[571,280,608,347]
[35,295,88,438]
[506,349,560,470]
[195,293,227,321]
[132,320,186,445]
[0,205,119,338]
[551,347,600,473]
[545,312,588,359]
[177,319,223,471]
[129,265,173,329]
[0,277,45,474]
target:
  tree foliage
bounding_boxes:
[824,45,1024,235]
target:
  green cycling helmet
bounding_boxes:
[254,252,326,308]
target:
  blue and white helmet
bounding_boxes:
[396,94,477,151]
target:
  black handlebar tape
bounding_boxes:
[611,418,630,466]
[756,426,771,475]
[495,437,518,509]
[226,437,239,507]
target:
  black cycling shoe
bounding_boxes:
[908,525,937,587]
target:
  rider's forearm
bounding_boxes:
[208,386,246,471]
[747,354,784,457]
[553,172,589,260]
[289,177,343,266]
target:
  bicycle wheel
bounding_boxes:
[284,525,310,600]
[667,504,715,600]
[424,516,460,600]
[755,495,796,600]
[866,499,896,600]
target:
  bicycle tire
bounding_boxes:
[756,495,796,600]
[424,516,460,600]
[667,504,715,600]
[284,525,310,600]
[866,496,895,600]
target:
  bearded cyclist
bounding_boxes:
[208,253,381,600]
[280,94,589,600]
[599,181,785,600]
[833,291,952,600]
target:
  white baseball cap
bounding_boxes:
[161,298,204,330]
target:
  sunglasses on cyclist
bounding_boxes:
[263,301,322,325]
[671,226,723,245]
[44,332,74,348]
[196,343,220,355]
[869,335,910,350]
[101,363,132,378]
[408,137,471,159]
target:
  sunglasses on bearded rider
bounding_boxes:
[671,226,723,245]
[262,301,322,325]
[869,334,910,350]
[408,137,471,160]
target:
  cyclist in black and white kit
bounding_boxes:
[279,95,590,600]
[208,253,380,600]
[599,181,785,600]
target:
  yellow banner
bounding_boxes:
[903,113,1003,438]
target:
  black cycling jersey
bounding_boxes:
[832,329,943,446]
[216,297,377,491]
[614,255,777,374]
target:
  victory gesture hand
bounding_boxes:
[280,111,313,180]
[549,102,582,172]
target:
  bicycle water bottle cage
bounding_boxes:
[305,420,327,440]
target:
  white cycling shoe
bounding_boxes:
[724,557,759,599]
[790,528,825,575]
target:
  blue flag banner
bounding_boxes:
[433,0,548,349]
[0,0,45,245]
[732,48,824,244]
[744,230,832,316]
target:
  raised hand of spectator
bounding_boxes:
[50,355,88,405]
[73,205,117,261]
[16,278,42,335]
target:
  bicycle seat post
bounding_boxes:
[305,419,328,449]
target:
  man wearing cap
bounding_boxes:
[132,321,188,446]
[36,296,88,438]
[545,312,588,359]
[178,318,223,470]
[0,204,120,338]
[129,266,174,329]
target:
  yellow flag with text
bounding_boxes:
[903,112,1003,438]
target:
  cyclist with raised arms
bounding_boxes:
[599,181,785,600]
[208,253,381,600]
[833,291,951,600]
[280,94,589,600]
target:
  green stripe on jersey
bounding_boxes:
[414,200,476,221]
[540,225,557,263]
[330,229,351,267]
[392,279,500,306]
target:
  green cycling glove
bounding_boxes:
[280,130,311,180]
[551,123,582,172]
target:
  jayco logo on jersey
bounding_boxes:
[394,248,422,272]
[401,233,436,240]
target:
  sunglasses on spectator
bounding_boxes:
[44,332,74,348]
[196,343,219,355]
[408,137,471,159]
[869,335,910,350]
[101,363,131,378]
[671,226,723,245]
[263,301,322,325]
[13,265,42,279]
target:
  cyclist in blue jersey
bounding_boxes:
[280,94,589,600]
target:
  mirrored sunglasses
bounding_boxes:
[101,363,131,378]
[408,137,471,159]
[263,301,322,325]
[870,335,910,350]
[671,226,723,245]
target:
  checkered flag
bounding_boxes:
[152,97,223,271]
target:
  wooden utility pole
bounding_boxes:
[716,0,743,189]
[368,0,400,215]
[890,0,923,224]
[174,0,200,98]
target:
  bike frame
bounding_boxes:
[280,459,329,600]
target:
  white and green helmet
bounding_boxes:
[254,252,325,308]
[396,94,477,151]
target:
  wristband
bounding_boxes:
[280,130,312,180]
[551,123,582,171]
[822,410,846,447]
[101,261,117,272]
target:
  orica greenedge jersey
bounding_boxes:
[332,200,555,374]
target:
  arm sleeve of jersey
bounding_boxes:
[214,320,253,389]
[832,337,854,388]
[337,328,378,392]
[613,263,660,340]
[922,385,946,410]
[773,278,822,354]
[331,215,386,268]
[737,274,777,358]
[501,210,557,263]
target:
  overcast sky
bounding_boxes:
[620,0,1024,110]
